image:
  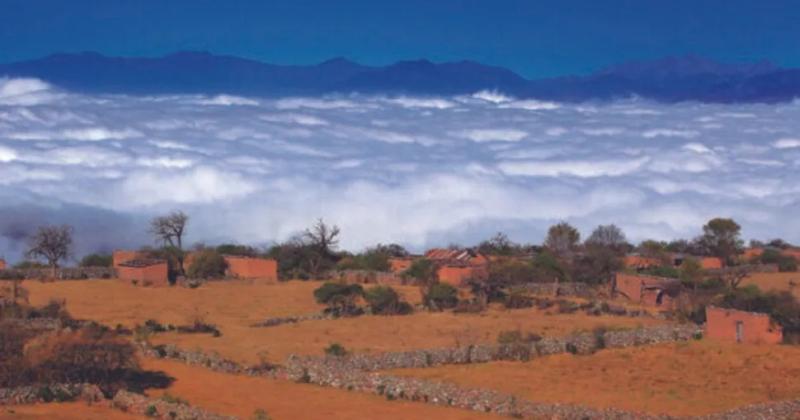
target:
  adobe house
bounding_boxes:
[425,248,489,287]
[223,255,278,283]
[117,259,169,287]
[613,273,681,309]
[705,306,783,344]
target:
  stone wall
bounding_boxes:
[0,267,115,280]
[0,383,103,405]
[112,390,237,420]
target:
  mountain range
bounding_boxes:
[2,51,800,103]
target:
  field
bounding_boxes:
[391,340,800,416]
[141,358,501,420]
[24,279,662,363]
[12,278,798,419]
[742,272,800,297]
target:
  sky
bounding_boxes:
[2,0,800,78]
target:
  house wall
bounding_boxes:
[698,257,724,270]
[437,265,487,287]
[705,306,783,344]
[640,289,676,310]
[0,259,5,270]
[118,262,169,287]
[223,256,278,283]
[613,273,644,301]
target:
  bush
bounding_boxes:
[364,286,413,315]
[759,249,798,272]
[336,246,392,272]
[422,283,459,311]
[252,408,272,420]
[324,343,348,357]
[639,265,681,278]
[216,244,260,258]
[187,249,228,279]
[79,253,113,267]
[313,282,364,317]
[504,288,534,309]
[403,259,438,284]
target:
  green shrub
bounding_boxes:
[187,249,228,279]
[216,244,260,258]
[403,258,438,284]
[145,405,158,417]
[504,288,534,309]
[364,286,412,315]
[324,342,348,357]
[313,282,364,316]
[422,283,459,311]
[160,393,189,405]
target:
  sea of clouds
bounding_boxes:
[0,77,799,261]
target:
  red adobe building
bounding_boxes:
[425,248,489,286]
[117,259,169,287]
[705,306,783,344]
[613,273,681,309]
[223,255,278,283]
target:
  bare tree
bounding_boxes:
[150,211,189,274]
[303,218,340,254]
[26,225,74,279]
[721,265,752,289]
[302,219,341,278]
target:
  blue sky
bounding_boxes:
[2,0,799,77]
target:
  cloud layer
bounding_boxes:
[1,81,800,261]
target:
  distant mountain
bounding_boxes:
[1,51,799,103]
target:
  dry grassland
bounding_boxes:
[142,358,502,420]
[25,279,663,363]
[391,340,800,416]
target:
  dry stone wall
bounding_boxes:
[112,390,237,420]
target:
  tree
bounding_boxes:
[364,286,412,315]
[313,282,364,317]
[303,219,341,278]
[304,219,340,255]
[149,211,189,274]
[403,258,438,285]
[26,225,74,278]
[585,224,628,252]
[543,222,580,259]
[699,218,743,265]
[679,257,704,293]
[477,232,520,256]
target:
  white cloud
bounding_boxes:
[455,128,528,142]
[471,90,513,103]
[196,94,259,106]
[0,77,58,105]
[642,129,699,139]
[1,77,800,259]
[773,138,800,149]
[499,99,560,111]
[499,156,649,178]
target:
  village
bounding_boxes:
[2,212,800,419]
